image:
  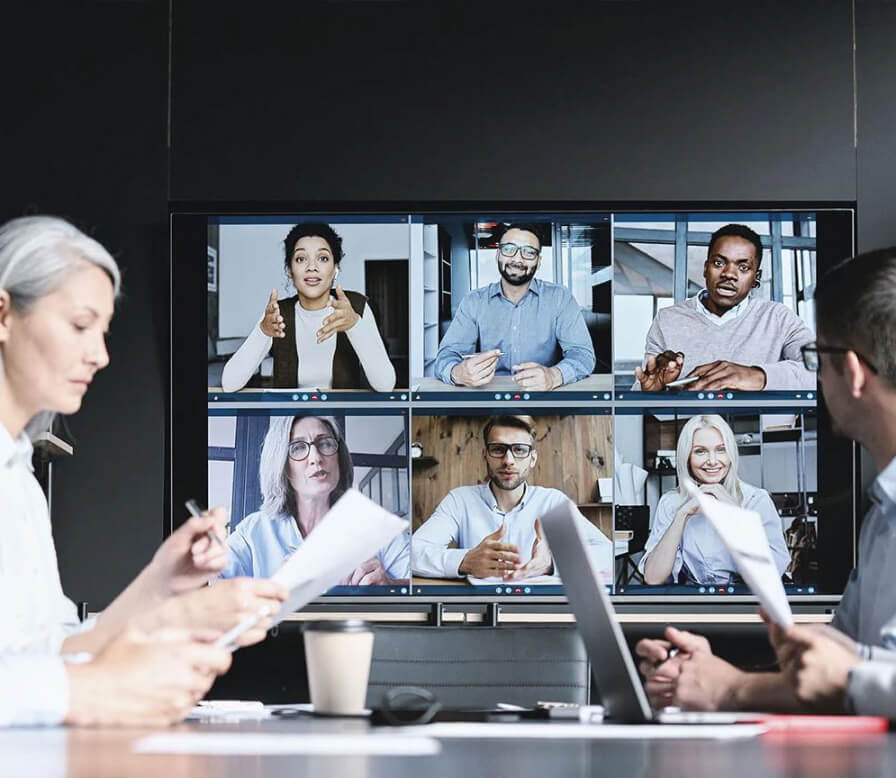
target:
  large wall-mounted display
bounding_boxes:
[171,203,856,602]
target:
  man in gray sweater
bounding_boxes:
[634,224,815,392]
[636,247,896,718]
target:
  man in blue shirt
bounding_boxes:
[433,224,596,391]
[412,415,613,582]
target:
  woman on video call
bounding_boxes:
[639,414,790,586]
[220,414,410,584]
[220,222,396,392]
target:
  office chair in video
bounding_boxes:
[614,505,651,588]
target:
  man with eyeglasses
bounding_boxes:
[636,247,896,718]
[433,223,596,391]
[634,223,816,392]
[411,415,612,582]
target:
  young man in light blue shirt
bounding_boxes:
[412,415,612,582]
[433,224,596,391]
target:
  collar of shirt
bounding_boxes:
[0,423,34,472]
[696,289,751,325]
[269,511,304,553]
[870,454,896,508]
[478,481,528,513]
[487,277,542,302]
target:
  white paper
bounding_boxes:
[134,733,440,755]
[404,722,765,740]
[684,482,793,628]
[216,489,407,648]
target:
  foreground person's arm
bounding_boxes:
[0,628,231,728]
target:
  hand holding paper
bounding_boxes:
[683,481,793,628]
[216,490,407,649]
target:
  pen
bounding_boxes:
[214,604,273,651]
[461,351,504,359]
[185,498,225,548]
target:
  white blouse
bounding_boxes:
[0,425,88,725]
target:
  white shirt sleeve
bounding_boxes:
[846,660,896,717]
[411,493,468,578]
[378,529,411,580]
[0,653,69,726]
[573,508,614,585]
[345,304,396,392]
[220,323,272,392]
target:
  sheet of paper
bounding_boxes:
[403,722,765,740]
[134,733,440,756]
[216,489,407,648]
[684,482,793,628]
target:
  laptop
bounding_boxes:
[540,500,759,724]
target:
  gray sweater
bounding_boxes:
[637,295,816,391]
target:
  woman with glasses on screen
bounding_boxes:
[220,414,410,585]
[0,216,287,727]
[220,223,396,392]
[638,414,790,586]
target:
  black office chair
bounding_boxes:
[615,505,651,588]
[365,626,590,709]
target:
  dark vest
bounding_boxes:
[270,291,369,389]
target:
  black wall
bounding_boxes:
[3,0,894,607]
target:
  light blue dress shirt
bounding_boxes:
[433,279,596,386]
[830,454,896,715]
[220,510,411,582]
[411,483,613,581]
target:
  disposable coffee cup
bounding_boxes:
[303,620,375,715]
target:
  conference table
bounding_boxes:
[1,715,893,778]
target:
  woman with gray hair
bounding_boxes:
[638,414,789,586]
[0,216,285,727]
[221,414,410,584]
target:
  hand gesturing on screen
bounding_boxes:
[260,289,286,338]
[634,351,684,391]
[507,519,553,580]
[317,285,360,343]
[458,523,521,578]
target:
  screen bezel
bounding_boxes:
[171,200,858,606]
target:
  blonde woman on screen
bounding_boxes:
[0,216,286,727]
[639,414,789,586]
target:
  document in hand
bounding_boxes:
[684,482,793,628]
[216,489,407,648]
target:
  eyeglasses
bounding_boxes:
[287,435,339,461]
[498,242,540,261]
[486,442,534,459]
[800,342,879,374]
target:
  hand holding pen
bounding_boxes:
[147,501,231,596]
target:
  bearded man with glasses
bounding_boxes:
[411,415,612,582]
[433,223,596,391]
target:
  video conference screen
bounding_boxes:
[172,205,856,600]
